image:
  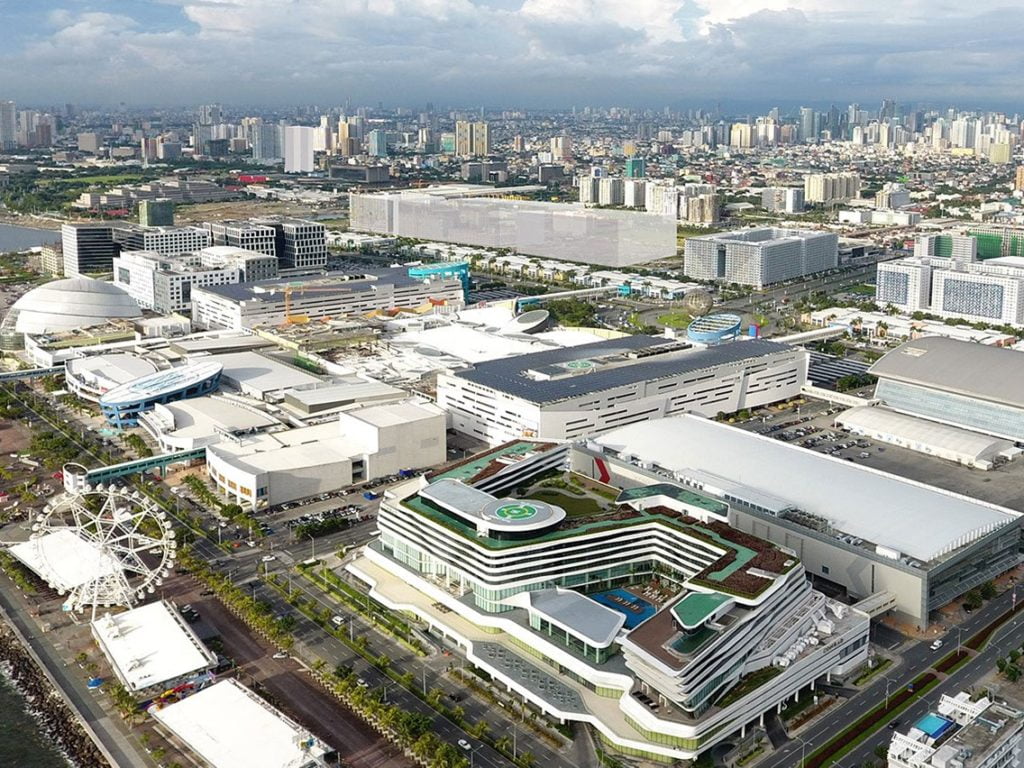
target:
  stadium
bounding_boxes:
[99,361,224,427]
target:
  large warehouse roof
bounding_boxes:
[4,278,143,335]
[592,415,1018,564]
[150,679,327,768]
[837,407,1015,465]
[91,601,216,692]
[454,336,796,404]
[209,351,321,396]
[869,336,1024,409]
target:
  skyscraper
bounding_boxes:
[61,224,120,277]
[625,157,646,178]
[1,101,18,151]
[455,121,490,157]
[283,126,316,173]
[550,135,572,160]
[367,129,388,157]
[799,107,818,143]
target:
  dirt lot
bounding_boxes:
[166,573,410,768]
[174,200,319,224]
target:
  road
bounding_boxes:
[760,586,1024,768]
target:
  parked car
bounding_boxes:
[930,639,944,651]
[458,740,472,751]
[331,615,346,626]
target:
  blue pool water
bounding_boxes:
[591,589,655,629]
[916,713,954,740]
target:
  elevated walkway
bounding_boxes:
[84,448,206,484]
[853,592,897,618]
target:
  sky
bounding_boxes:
[2,0,1023,110]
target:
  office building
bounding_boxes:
[625,157,646,178]
[1015,166,1024,193]
[61,223,120,277]
[761,187,805,214]
[582,414,1023,628]
[283,125,315,173]
[0,101,15,150]
[261,217,328,271]
[207,399,445,509]
[871,335,1024,442]
[803,172,861,204]
[684,227,838,287]
[190,267,465,330]
[799,106,818,142]
[350,439,868,763]
[138,199,174,227]
[113,247,278,313]
[438,336,807,445]
[350,185,676,267]
[206,220,277,256]
[118,225,211,258]
[250,123,282,161]
[77,132,102,154]
[887,692,1024,768]
[455,121,490,157]
[367,129,388,157]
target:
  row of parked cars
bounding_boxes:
[283,505,362,530]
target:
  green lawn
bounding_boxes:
[849,283,876,296]
[528,489,605,518]
[656,311,693,329]
[42,174,148,186]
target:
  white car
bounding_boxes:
[458,740,472,751]
[356,678,369,688]
[272,651,288,659]
[331,615,346,627]
[930,639,944,651]
[261,555,277,563]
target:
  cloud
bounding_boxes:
[3,1,1024,107]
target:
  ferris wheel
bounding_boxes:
[29,483,177,618]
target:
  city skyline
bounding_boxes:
[4,0,1024,109]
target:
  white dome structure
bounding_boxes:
[2,278,143,335]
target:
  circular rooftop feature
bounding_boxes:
[506,309,550,334]
[687,313,743,344]
[2,277,143,335]
[480,497,566,532]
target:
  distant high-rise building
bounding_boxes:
[283,126,316,173]
[729,123,752,148]
[251,123,282,161]
[455,121,490,157]
[0,101,15,151]
[799,107,818,143]
[761,187,805,214]
[550,135,572,160]
[1015,166,1024,193]
[62,224,120,277]
[138,199,175,228]
[260,218,328,271]
[367,129,388,157]
[77,132,102,154]
[804,172,861,204]
[512,135,525,153]
[198,104,221,125]
[625,157,646,178]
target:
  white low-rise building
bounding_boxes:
[138,395,281,451]
[206,399,446,509]
[91,601,216,693]
[438,336,807,445]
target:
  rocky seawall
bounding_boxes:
[0,623,108,768]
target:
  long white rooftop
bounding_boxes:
[592,415,1019,563]
[150,679,327,768]
[8,529,120,591]
[91,601,216,692]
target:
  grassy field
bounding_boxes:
[849,283,876,296]
[42,174,148,186]
[656,310,693,329]
[529,489,604,518]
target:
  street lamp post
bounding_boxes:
[956,627,964,657]
[883,676,898,710]
[308,534,315,561]
[794,736,813,768]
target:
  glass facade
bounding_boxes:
[877,379,1024,441]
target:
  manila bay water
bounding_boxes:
[0,223,59,252]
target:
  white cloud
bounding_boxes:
[4,1,1024,106]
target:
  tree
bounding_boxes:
[981,581,998,600]
[964,589,984,611]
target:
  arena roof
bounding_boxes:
[91,601,216,692]
[100,361,223,405]
[837,407,1015,464]
[150,679,327,768]
[4,278,143,335]
[453,337,795,404]
[869,336,1024,409]
[592,415,1018,563]
[66,353,159,393]
[153,397,279,440]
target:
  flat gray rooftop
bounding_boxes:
[454,336,795,404]
[527,589,625,648]
[593,414,1020,564]
[869,336,1024,409]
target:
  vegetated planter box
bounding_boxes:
[806,672,937,768]
[967,601,1024,651]
[935,649,969,674]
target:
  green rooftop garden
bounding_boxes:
[672,592,733,628]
